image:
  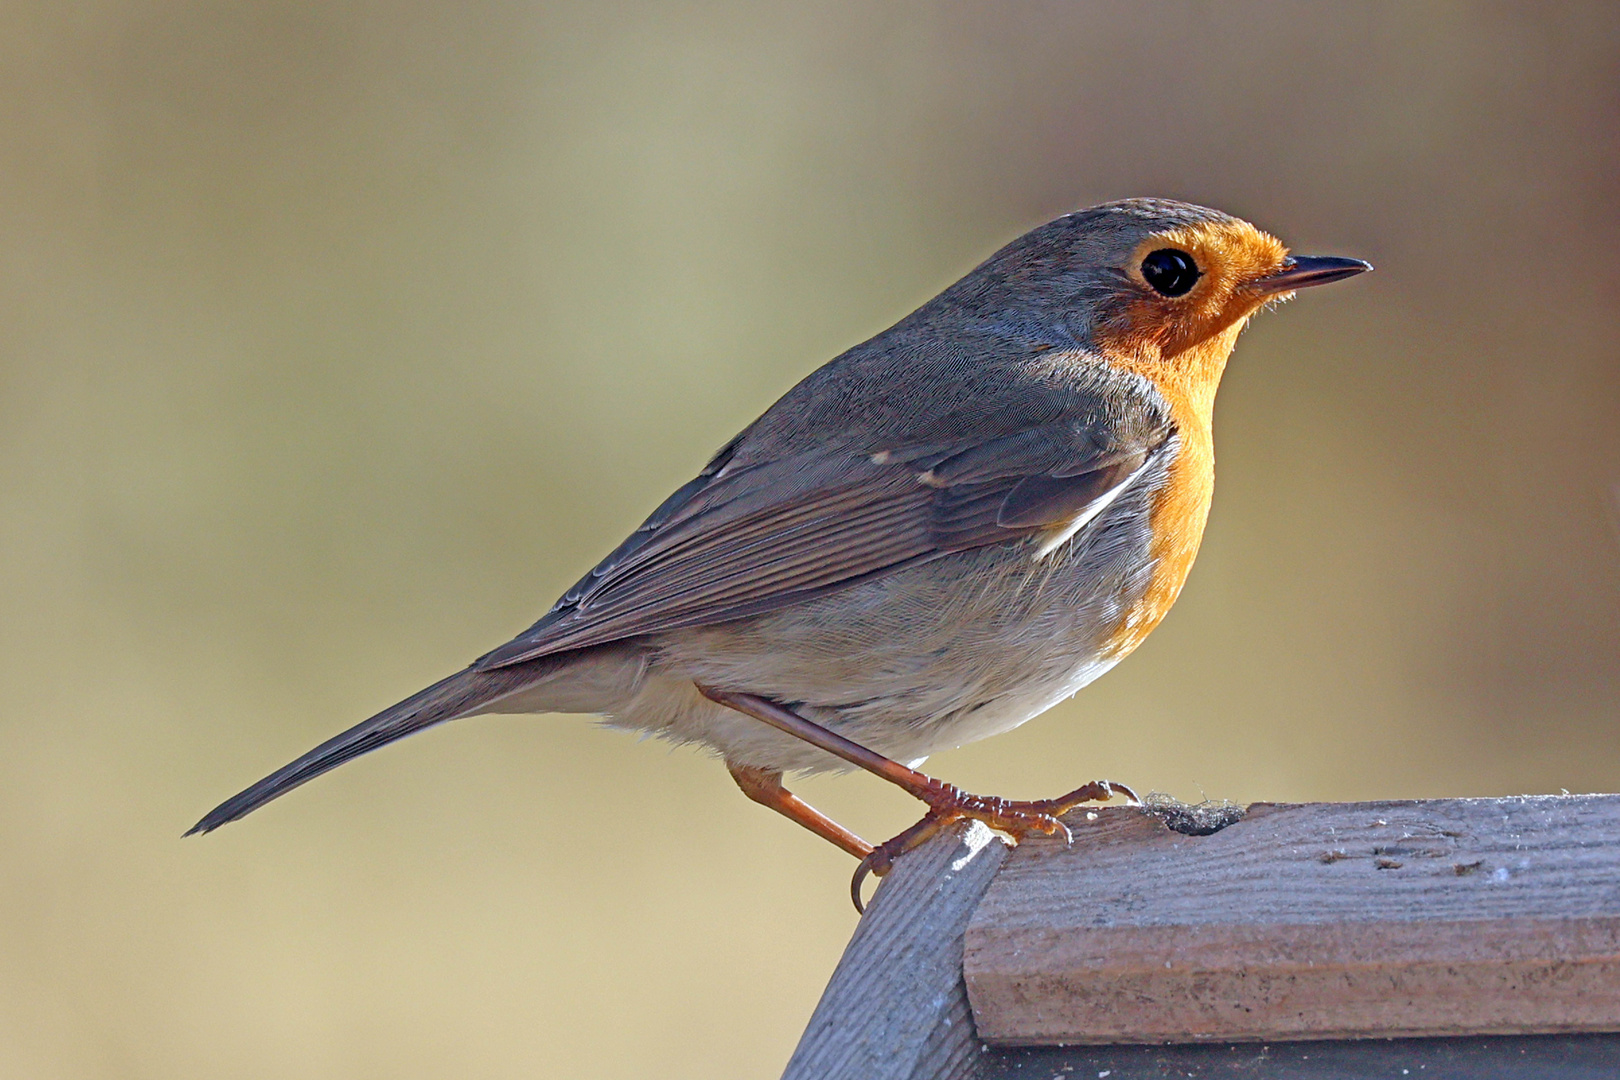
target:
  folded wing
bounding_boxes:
[476,416,1171,669]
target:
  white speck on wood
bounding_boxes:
[782,820,1008,1080]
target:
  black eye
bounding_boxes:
[1140,248,1201,297]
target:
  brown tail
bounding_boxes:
[186,660,560,836]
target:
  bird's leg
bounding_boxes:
[699,686,1135,911]
[701,686,955,801]
[726,763,873,861]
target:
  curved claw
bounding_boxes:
[1108,780,1142,807]
[850,853,881,913]
[849,810,951,913]
[850,831,909,913]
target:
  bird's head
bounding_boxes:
[962,198,1369,404]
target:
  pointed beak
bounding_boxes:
[1252,255,1372,296]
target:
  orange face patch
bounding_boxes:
[1094,220,1290,375]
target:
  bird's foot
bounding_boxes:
[849,778,1138,912]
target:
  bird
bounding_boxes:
[189,198,1369,908]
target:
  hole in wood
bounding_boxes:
[1139,793,1246,836]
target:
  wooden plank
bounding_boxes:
[782,820,1007,1080]
[982,1032,1620,1079]
[964,795,1620,1045]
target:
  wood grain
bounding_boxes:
[963,795,1620,1044]
[781,819,1008,1080]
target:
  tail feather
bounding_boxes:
[186,662,553,836]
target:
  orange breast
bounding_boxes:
[1096,323,1238,661]
[1102,408,1214,659]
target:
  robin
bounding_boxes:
[190,198,1369,908]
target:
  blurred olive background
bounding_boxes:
[2,2,1618,1077]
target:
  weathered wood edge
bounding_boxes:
[965,794,1620,1046]
[780,820,1007,1080]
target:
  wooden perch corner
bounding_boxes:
[783,795,1620,1080]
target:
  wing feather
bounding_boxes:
[476,417,1170,669]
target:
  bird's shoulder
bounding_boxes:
[735,318,1172,464]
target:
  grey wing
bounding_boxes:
[474,416,1172,670]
